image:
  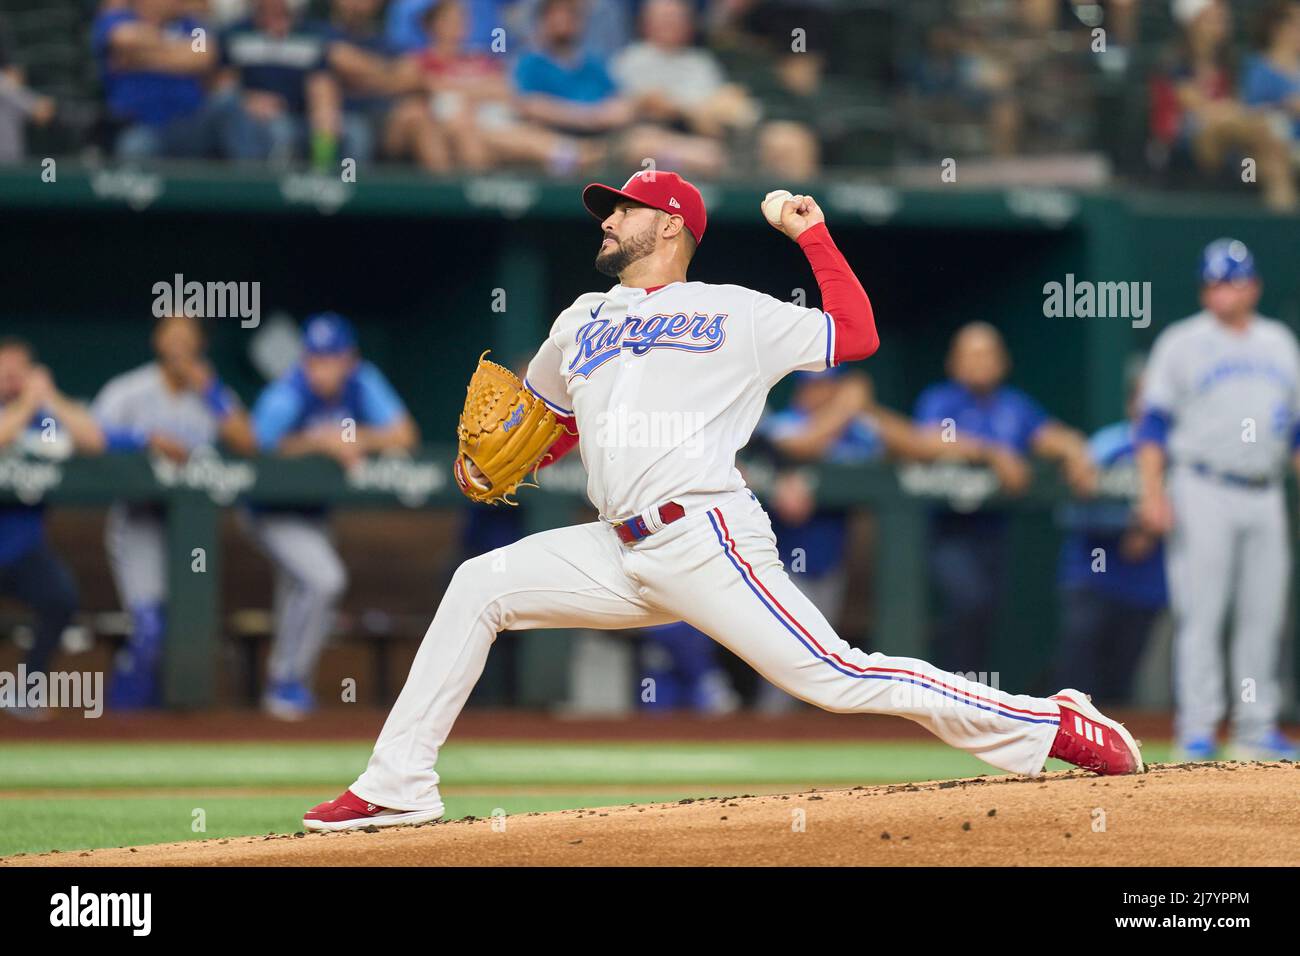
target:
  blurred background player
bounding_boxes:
[636,621,740,715]
[0,338,102,717]
[1052,356,1168,706]
[248,312,418,719]
[913,322,1095,673]
[1137,238,1300,760]
[92,313,256,709]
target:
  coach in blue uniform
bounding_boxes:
[248,313,418,719]
[914,322,1094,673]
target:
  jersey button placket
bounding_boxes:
[605,346,631,463]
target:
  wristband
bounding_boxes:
[204,379,235,420]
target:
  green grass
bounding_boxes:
[0,792,699,857]
[0,740,1176,856]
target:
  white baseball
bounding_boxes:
[762,189,793,226]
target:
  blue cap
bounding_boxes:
[1200,239,1257,285]
[302,312,357,355]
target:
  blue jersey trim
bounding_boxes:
[1135,408,1171,447]
[524,378,573,416]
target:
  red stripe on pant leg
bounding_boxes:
[711,508,1059,720]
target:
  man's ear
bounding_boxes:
[661,213,685,241]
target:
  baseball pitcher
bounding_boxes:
[304,171,1143,831]
[1136,239,1299,761]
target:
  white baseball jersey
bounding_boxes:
[1142,311,1300,480]
[524,281,834,521]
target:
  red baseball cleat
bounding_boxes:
[302,789,445,832]
[1047,689,1145,775]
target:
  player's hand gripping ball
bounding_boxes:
[761,189,826,241]
[454,352,571,505]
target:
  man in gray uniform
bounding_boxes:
[94,313,257,707]
[1137,239,1299,760]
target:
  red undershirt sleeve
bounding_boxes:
[537,414,578,469]
[796,221,879,364]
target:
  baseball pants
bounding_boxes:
[1166,467,1291,744]
[243,512,348,685]
[0,542,78,675]
[105,505,168,608]
[352,490,1062,811]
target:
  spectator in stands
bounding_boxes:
[520,0,632,57]
[386,0,517,53]
[0,14,55,164]
[980,0,1098,156]
[217,0,353,167]
[913,322,1094,673]
[91,0,222,161]
[1240,0,1300,146]
[517,0,738,175]
[92,313,256,709]
[902,19,1021,158]
[706,0,827,176]
[387,0,629,57]
[750,366,919,710]
[416,0,603,173]
[512,0,630,137]
[248,312,418,719]
[0,338,102,718]
[325,0,448,171]
[1053,357,1166,706]
[1150,0,1296,210]
[611,0,753,178]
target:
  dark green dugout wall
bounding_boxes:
[3,170,1298,694]
[7,207,1099,431]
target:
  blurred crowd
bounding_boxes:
[2,0,825,179]
[1,0,1299,205]
[2,304,1158,722]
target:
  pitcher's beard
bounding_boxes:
[595,226,658,278]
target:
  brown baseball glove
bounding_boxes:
[454,351,570,505]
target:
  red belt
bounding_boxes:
[613,501,686,544]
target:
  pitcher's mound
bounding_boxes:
[8,762,1298,867]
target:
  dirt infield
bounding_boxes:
[7,761,1297,867]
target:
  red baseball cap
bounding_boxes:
[582,170,707,244]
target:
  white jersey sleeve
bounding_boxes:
[751,291,834,383]
[1140,325,1183,415]
[1287,329,1300,423]
[92,372,139,429]
[524,329,575,417]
